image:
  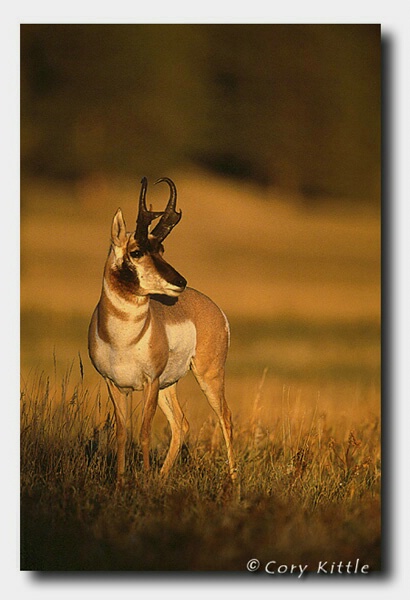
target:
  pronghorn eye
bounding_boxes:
[130,250,144,259]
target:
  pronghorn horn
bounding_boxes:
[150,177,182,242]
[135,177,164,245]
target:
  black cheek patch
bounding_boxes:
[114,259,139,293]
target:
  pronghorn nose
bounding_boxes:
[173,274,187,289]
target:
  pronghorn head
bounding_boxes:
[109,177,187,298]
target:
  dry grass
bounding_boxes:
[20,360,380,571]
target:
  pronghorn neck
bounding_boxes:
[96,259,151,347]
[102,273,149,316]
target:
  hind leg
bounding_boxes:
[158,384,189,478]
[191,363,237,485]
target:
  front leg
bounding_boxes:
[105,378,129,485]
[140,378,160,471]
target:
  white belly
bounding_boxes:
[159,321,197,388]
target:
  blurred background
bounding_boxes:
[20,24,380,400]
[21,24,380,197]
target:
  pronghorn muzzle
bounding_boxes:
[152,253,187,291]
[135,177,182,249]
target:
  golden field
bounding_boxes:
[20,170,380,571]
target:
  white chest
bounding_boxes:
[91,318,196,391]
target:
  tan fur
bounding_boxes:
[88,205,237,488]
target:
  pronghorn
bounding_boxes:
[88,177,237,486]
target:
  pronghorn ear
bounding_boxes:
[111,208,127,247]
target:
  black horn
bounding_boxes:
[135,177,164,246]
[150,177,182,243]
